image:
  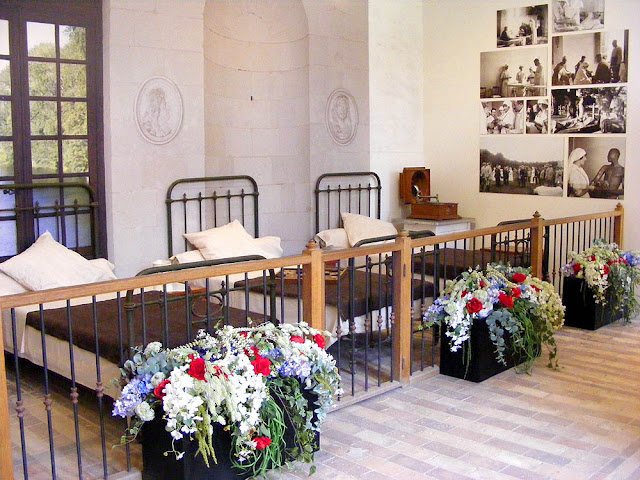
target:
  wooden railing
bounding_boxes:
[0,205,625,479]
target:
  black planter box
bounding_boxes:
[439,319,524,382]
[562,277,624,330]
[140,388,319,480]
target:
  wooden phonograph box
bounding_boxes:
[399,167,459,221]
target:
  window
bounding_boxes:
[0,0,104,258]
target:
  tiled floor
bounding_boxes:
[9,318,640,479]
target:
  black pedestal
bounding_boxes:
[562,277,622,330]
[141,388,319,480]
[439,319,520,382]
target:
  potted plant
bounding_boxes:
[112,322,342,479]
[561,240,640,329]
[424,264,564,382]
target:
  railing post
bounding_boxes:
[530,211,544,279]
[392,231,412,384]
[302,241,326,331]
[0,302,15,479]
[614,203,624,248]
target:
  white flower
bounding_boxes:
[144,341,162,356]
[134,401,155,422]
[150,372,165,388]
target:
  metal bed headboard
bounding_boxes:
[314,171,382,234]
[166,175,259,258]
[0,182,100,261]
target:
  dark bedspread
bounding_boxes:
[25,291,268,366]
[236,270,433,321]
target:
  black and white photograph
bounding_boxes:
[525,99,550,133]
[480,100,525,134]
[551,86,626,134]
[497,4,548,48]
[480,137,564,196]
[552,0,604,33]
[481,48,547,98]
[552,30,629,85]
[567,136,625,199]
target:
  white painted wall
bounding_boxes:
[203,0,310,255]
[304,0,370,232]
[103,0,206,276]
[423,0,639,249]
[369,0,425,222]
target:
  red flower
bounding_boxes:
[532,285,541,292]
[313,334,326,349]
[511,287,522,298]
[239,331,248,338]
[572,263,582,274]
[466,298,483,314]
[154,379,171,399]
[462,290,469,297]
[620,257,627,264]
[188,357,207,381]
[290,335,305,344]
[251,355,272,376]
[511,273,527,283]
[603,264,610,275]
[212,366,228,379]
[254,437,271,450]
[590,255,596,261]
[479,281,486,288]
[499,292,514,308]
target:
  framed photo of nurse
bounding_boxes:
[567,136,625,199]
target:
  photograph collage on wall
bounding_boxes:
[479,0,628,200]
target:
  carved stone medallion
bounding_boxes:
[326,89,358,145]
[135,76,183,145]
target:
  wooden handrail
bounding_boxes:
[0,205,624,478]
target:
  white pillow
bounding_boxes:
[340,212,398,247]
[251,236,283,259]
[0,231,116,291]
[171,250,206,264]
[314,228,350,249]
[183,221,283,261]
[88,258,118,280]
[0,272,29,296]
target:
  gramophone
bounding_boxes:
[399,167,459,221]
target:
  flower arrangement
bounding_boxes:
[561,240,640,321]
[112,322,342,477]
[424,264,564,372]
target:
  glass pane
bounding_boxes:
[59,26,85,61]
[29,61,57,96]
[27,22,56,58]
[0,60,10,95]
[62,139,88,173]
[0,100,12,136]
[61,101,86,135]
[31,139,59,175]
[0,141,13,177]
[0,219,18,257]
[30,101,58,135]
[61,63,86,97]
[0,19,9,55]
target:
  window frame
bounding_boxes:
[0,0,106,256]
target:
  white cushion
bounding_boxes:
[183,221,283,261]
[340,212,398,247]
[171,250,206,264]
[0,272,29,296]
[0,232,116,291]
[88,258,118,280]
[314,229,350,249]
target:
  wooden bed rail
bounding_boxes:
[0,205,625,478]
